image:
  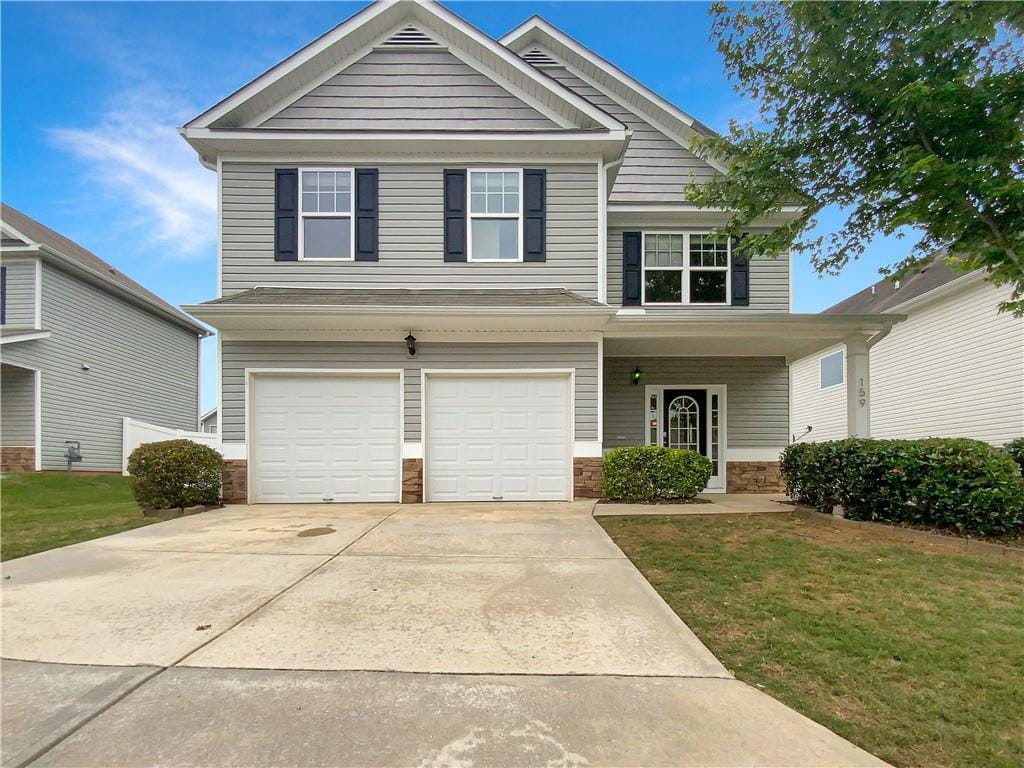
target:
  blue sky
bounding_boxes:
[2,1,913,412]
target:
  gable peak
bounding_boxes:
[381,23,438,47]
[520,47,560,68]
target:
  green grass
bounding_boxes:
[1,472,175,560]
[599,513,1024,768]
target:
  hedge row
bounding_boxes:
[602,445,712,502]
[780,438,1024,537]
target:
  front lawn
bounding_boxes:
[599,513,1024,768]
[1,472,175,560]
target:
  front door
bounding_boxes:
[662,389,707,454]
[646,385,726,491]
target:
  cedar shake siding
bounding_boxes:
[220,340,599,445]
[220,162,599,298]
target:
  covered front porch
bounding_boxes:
[602,312,903,492]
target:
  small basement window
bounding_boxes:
[299,169,354,260]
[819,350,844,389]
[468,169,522,261]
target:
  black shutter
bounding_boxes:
[443,169,467,262]
[354,168,378,262]
[0,266,6,324]
[274,168,298,261]
[730,236,750,306]
[523,168,546,262]
[622,232,642,306]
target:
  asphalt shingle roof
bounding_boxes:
[202,286,609,309]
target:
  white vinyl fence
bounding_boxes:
[122,417,221,475]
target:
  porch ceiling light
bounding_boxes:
[631,366,642,386]
[405,333,417,357]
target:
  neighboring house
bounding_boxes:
[0,204,209,472]
[200,407,218,434]
[181,0,895,504]
[791,258,1024,446]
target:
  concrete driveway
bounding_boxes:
[2,503,884,767]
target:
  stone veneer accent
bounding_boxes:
[0,446,34,472]
[402,458,423,503]
[726,461,784,493]
[222,459,248,504]
[573,457,603,499]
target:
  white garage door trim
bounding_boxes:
[246,368,403,504]
[421,369,574,503]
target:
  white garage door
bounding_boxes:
[425,373,571,502]
[252,373,400,503]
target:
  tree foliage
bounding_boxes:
[691,1,1024,313]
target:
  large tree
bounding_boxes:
[691,1,1024,313]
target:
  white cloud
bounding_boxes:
[50,92,216,257]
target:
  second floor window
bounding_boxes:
[300,169,354,260]
[468,169,521,261]
[643,232,730,305]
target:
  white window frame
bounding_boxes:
[466,168,524,263]
[641,231,731,306]
[298,167,356,261]
[819,349,845,390]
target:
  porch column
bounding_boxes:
[845,336,870,437]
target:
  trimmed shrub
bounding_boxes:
[1003,437,1024,474]
[602,445,713,502]
[780,438,1024,537]
[127,439,223,510]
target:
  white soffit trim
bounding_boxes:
[185,0,624,135]
[573,441,602,458]
[501,16,728,173]
[727,448,784,462]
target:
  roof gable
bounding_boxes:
[501,16,727,175]
[0,203,207,335]
[260,47,560,131]
[187,0,624,134]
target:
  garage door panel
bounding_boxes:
[253,374,401,503]
[425,374,570,502]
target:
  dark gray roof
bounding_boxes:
[825,256,972,315]
[1,203,207,334]
[202,286,609,309]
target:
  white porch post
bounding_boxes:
[845,336,870,437]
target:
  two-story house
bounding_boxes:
[182,0,897,504]
[1,204,208,472]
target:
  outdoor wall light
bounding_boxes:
[405,333,417,357]
[631,366,642,386]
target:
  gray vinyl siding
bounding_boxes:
[604,356,789,449]
[1,257,37,327]
[261,49,559,131]
[1,364,35,446]
[607,226,790,311]
[221,340,599,443]
[545,67,720,203]
[1,263,200,471]
[221,162,599,297]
